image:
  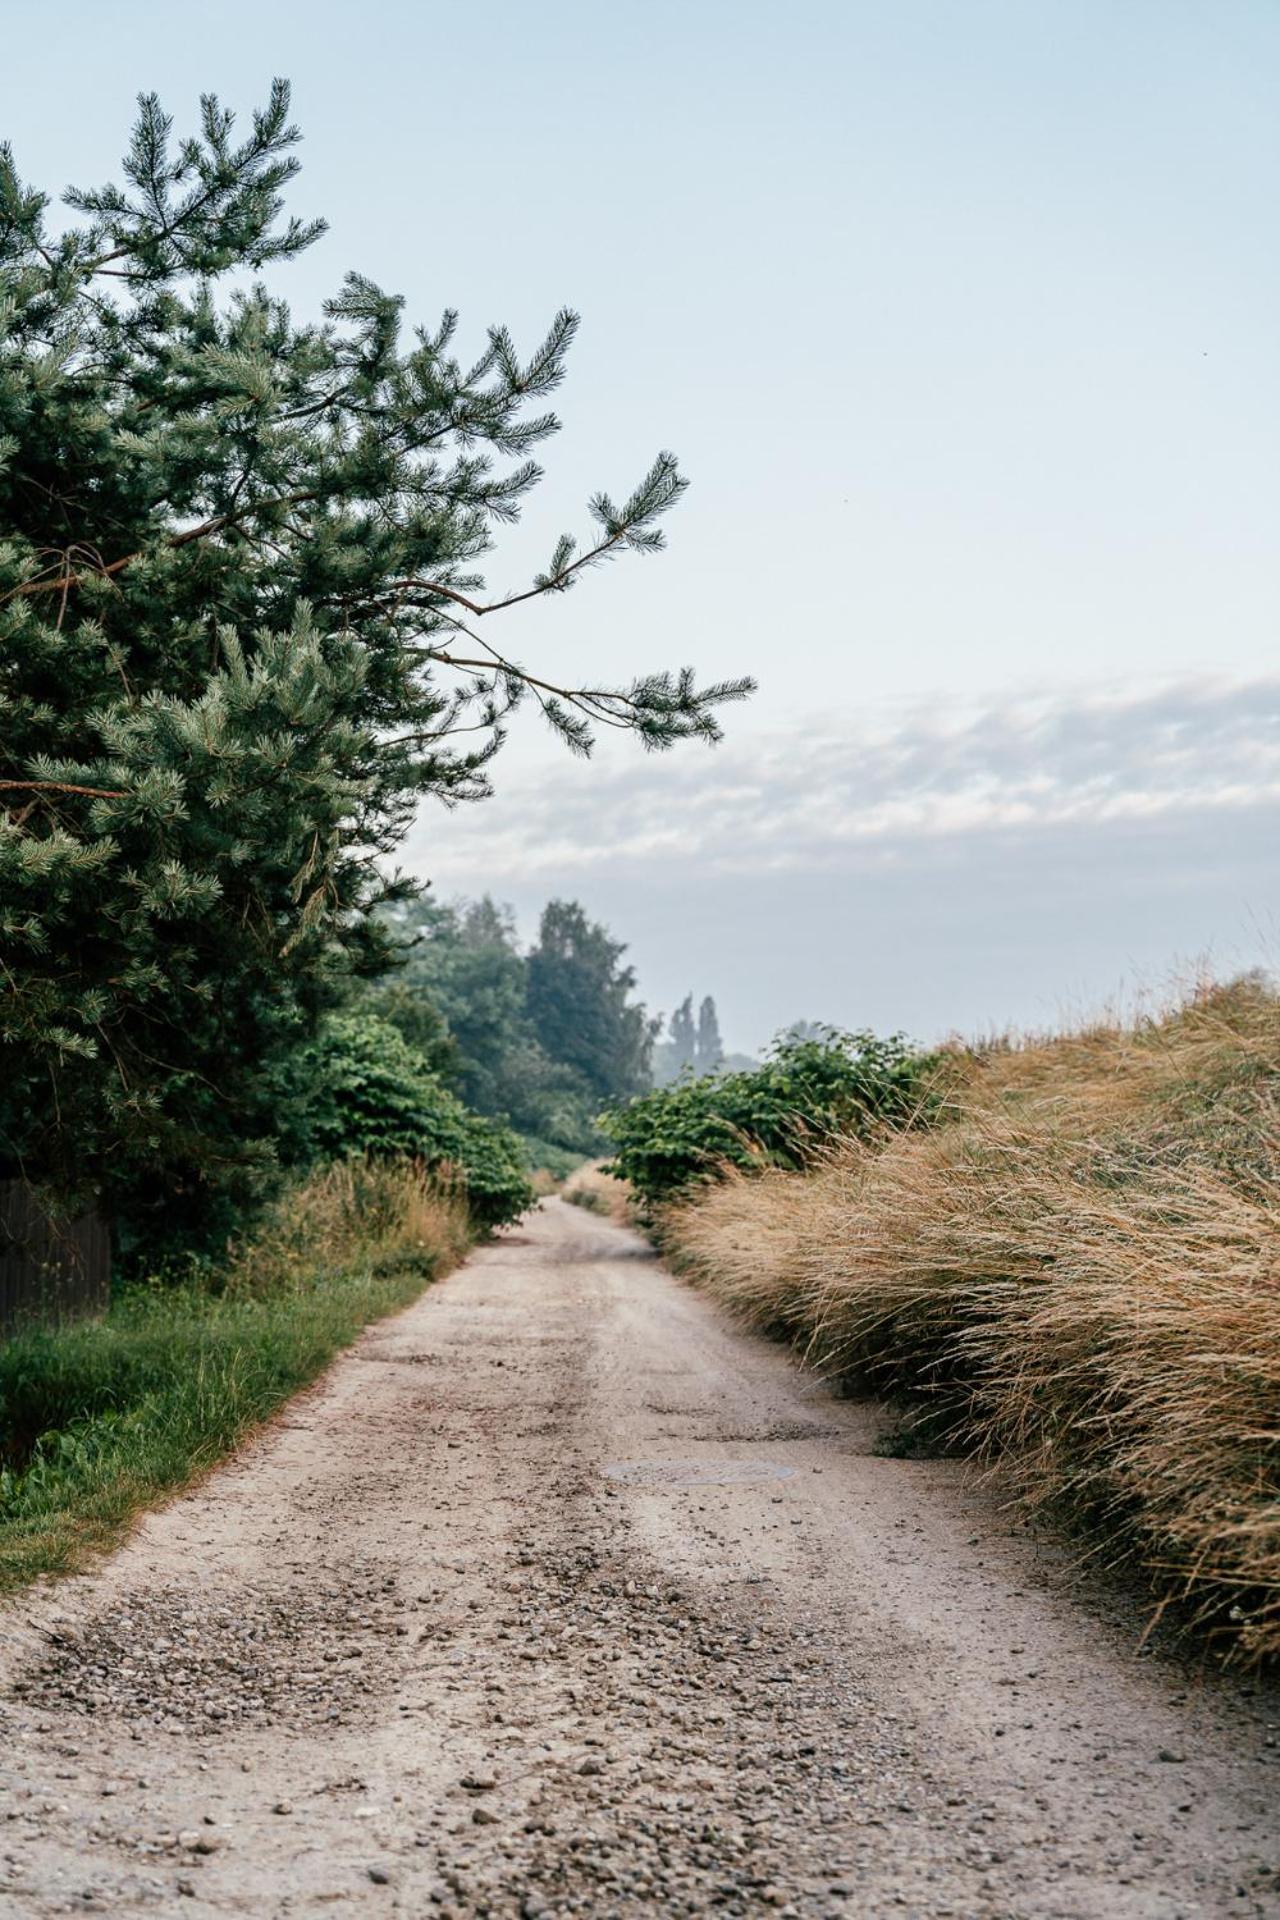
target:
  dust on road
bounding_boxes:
[1,1199,1277,1917]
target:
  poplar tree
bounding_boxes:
[695,995,724,1074]
[668,996,697,1076]
[0,84,751,1247]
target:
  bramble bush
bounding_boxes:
[600,1031,940,1208]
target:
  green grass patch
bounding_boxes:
[563,1185,609,1215]
[0,1164,470,1592]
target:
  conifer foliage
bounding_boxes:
[0,83,752,1245]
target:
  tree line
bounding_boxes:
[366,895,754,1161]
[372,894,656,1162]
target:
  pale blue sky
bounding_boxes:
[5,4,1277,1045]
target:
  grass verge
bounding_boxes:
[663,978,1280,1662]
[0,1162,471,1592]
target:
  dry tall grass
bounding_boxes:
[562,1161,634,1226]
[221,1159,472,1297]
[665,978,1280,1660]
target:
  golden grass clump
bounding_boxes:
[222,1159,473,1297]
[562,1161,634,1226]
[665,977,1280,1659]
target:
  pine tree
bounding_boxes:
[0,84,753,1246]
[695,995,724,1074]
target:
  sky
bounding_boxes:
[5,2,1277,1049]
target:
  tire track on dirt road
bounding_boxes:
[1,1199,1278,1916]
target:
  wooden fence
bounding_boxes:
[0,1182,110,1338]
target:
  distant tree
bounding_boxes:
[380,892,638,1153]
[669,997,697,1075]
[525,900,655,1106]
[653,992,734,1084]
[379,896,528,1116]
[695,995,724,1074]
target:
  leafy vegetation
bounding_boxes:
[378,898,532,1118]
[293,1013,533,1229]
[0,82,750,1259]
[663,979,1280,1662]
[516,1134,587,1184]
[0,1163,469,1588]
[601,1030,939,1208]
[525,900,656,1106]
[376,893,655,1156]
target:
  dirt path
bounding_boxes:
[1,1200,1278,1918]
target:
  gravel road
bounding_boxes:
[1,1198,1278,1918]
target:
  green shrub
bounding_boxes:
[600,1031,939,1209]
[297,1013,534,1229]
[516,1133,587,1183]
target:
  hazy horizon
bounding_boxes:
[414,673,1280,1054]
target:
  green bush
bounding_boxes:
[297,1013,534,1230]
[516,1134,587,1183]
[600,1031,939,1209]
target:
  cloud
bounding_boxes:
[408,675,1280,885]
[400,675,1280,1048]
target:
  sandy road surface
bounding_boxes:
[1,1199,1278,1919]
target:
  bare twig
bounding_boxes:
[0,780,126,799]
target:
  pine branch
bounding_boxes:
[0,490,327,604]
